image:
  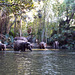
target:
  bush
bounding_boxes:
[48,29,75,49]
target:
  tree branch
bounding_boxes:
[0,3,18,6]
[68,13,74,22]
[0,3,32,8]
[8,16,17,31]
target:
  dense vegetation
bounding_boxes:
[0,0,75,49]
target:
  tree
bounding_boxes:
[0,0,33,35]
[58,0,75,32]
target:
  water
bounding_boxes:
[0,49,75,75]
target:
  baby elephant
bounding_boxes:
[14,40,32,51]
[39,42,47,49]
[0,43,6,51]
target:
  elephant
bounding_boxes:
[0,42,6,51]
[39,42,47,49]
[53,41,59,49]
[13,40,32,51]
[14,37,28,42]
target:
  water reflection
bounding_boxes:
[0,50,75,75]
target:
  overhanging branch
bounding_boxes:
[0,3,32,9]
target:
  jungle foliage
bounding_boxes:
[0,0,75,49]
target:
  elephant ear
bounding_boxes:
[26,42,30,45]
[26,42,32,47]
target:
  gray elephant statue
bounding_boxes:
[14,40,32,51]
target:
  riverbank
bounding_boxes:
[5,47,59,51]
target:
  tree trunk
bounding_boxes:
[41,8,46,42]
[19,18,22,37]
[0,10,9,34]
[14,14,17,35]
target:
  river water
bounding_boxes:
[0,49,75,75]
